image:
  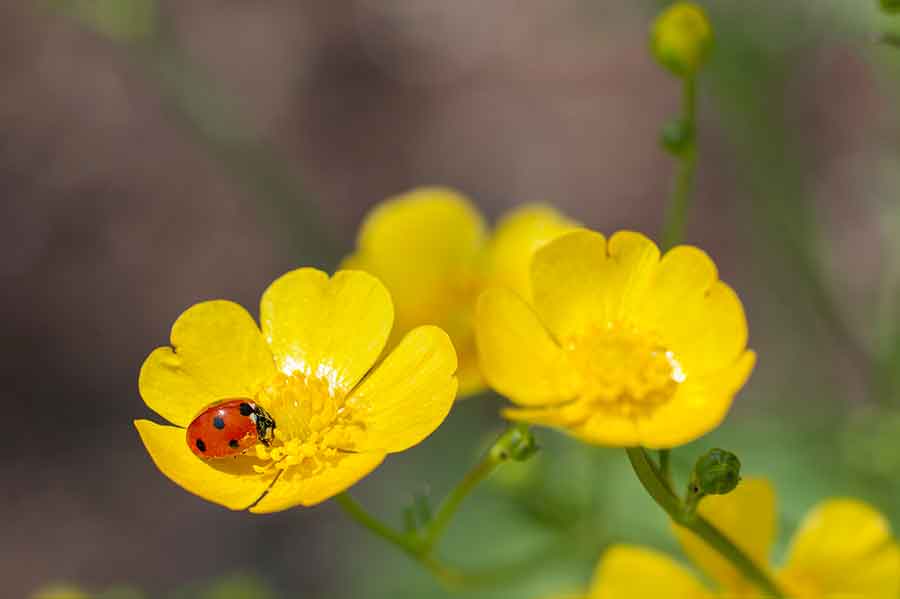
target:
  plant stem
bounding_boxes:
[421,449,502,550]
[657,449,673,488]
[660,75,698,252]
[626,447,784,598]
[335,424,529,588]
[334,492,417,554]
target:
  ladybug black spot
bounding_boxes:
[196,439,206,452]
[213,416,225,430]
[239,402,253,416]
[229,439,240,449]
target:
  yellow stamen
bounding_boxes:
[563,322,684,420]
[252,371,367,476]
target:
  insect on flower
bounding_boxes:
[186,399,276,459]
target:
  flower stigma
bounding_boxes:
[251,371,366,476]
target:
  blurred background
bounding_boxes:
[5,1,900,597]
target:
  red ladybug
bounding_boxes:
[186,399,276,459]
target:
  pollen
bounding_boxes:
[251,371,366,476]
[562,322,684,419]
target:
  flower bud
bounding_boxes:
[661,117,693,155]
[490,424,539,462]
[691,448,741,496]
[882,0,900,14]
[651,2,713,77]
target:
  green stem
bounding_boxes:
[421,450,502,550]
[626,448,784,598]
[334,493,466,586]
[657,449,673,489]
[661,75,698,251]
[334,493,417,554]
[336,424,531,588]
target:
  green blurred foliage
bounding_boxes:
[46,0,157,42]
[170,574,277,599]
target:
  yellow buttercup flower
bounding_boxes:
[569,478,900,599]
[135,268,457,513]
[343,187,577,397]
[475,229,754,448]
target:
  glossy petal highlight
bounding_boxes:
[636,350,756,449]
[138,300,276,427]
[589,545,710,599]
[249,451,386,513]
[135,420,275,510]
[345,326,458,453]
[673,477,776,593]
[260,268,392,393]
[475,287,575,406]
[781,499,900,599]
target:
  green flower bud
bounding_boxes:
[661,117,693,155]
[691,448,742,496]
[882,0,900,14]
[490,424,539,462]
[651,2,713,77]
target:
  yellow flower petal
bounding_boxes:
[531,230,659,341]
[588,545,710,599]
[344,326,458,453]
[138,300,276,427]
[249,452,386,513]
[484,203,579,302]
[636,350,756,449]
[781,499,900,599]
[342,187,487,397]
[260,268,393,394]
[503,403,641,447]
[673,477,777,593]
[343,186,486,330]
[475,287,575,406]
[135,420,275,510]
[637,246,747,377]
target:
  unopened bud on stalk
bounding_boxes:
[490,424,539,462]
[692,448,741,495]
[661,117,693,155]
[685,448,741,515]
[651,2,713,77]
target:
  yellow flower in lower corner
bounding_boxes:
[475,228,754,448]
[135,268,457,513]
[343,187,577,397]
[573,479,900,599]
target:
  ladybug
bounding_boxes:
[186,399,276,459]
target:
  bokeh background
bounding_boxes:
[5,1,900,597]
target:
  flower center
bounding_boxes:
[251,372,366,475]
[563,322,684,418]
